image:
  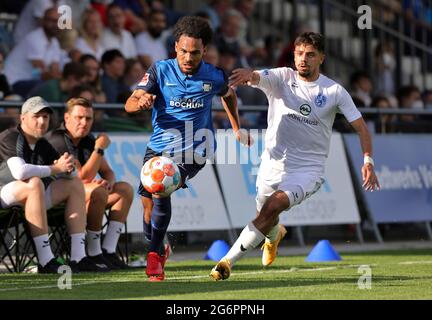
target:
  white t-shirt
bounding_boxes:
[5,28,61,85]
[101,29,137,59]
[75,37,105,61]
[135,31,168,64]
[13,0,66,44]
[255,67,361,175]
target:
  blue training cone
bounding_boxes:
[204,240,230,261]
[305,240,342,262]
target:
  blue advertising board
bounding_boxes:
[344,134,432,223]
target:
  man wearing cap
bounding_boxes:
[0,96,110,273]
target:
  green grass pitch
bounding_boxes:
[0,249,431,300]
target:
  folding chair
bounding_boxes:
[0,207,37,272]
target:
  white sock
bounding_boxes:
[224,222,265,265]
[33,234,54,267]
[86,230,102,257]
[266,224,280,242]
[102,221,124,254]
[70,233,86,262]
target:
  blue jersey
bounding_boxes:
[136,59,228,162]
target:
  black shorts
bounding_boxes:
[138,147,206,198]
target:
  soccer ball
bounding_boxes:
[141,156,181,197]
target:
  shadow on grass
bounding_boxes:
[1,270,431,300]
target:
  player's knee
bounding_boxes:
[115,181,134,200]
[90,185,109,205]
[261,191,290,217]
[68,177,85,198]
[26,176,44,193]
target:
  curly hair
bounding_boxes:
[294,32,325,53]
[172,16,213,46]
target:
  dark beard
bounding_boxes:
[298,70,311,78]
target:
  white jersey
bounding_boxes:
[255,67,361,175]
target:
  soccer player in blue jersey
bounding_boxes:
[125,16,251,281]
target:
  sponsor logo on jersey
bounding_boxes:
[299,103,311,116]
[291,82,298,88]
[314,93,327,107]
[202,82,212,92]
[263,69,269,76]
[170,98,204,109]
[138,73,149,86]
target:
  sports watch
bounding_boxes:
[94,147,105,156]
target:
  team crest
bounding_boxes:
[315,93,327,107]
[202,82,212,92]
[299,104,311,116]
[138,73,149,86]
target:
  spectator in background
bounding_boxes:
[69,84,96,102]
[112,0,147,34]
[30,62,87,102]
[350,71,373,107]
[373,41,396,98]
[76,8,106,61]
[0,51,20,101]
[423,90,432,109]
[0,51,20,128]
[63,0,91,30]
[4,8,62,98]
[200,0,232,31]
[135,9,169,69]
[101,4,138,59]
[101,49,128,103]
[124,58,145,92]
[58,29,80,69]
[12,0,65,44]
[204,44,220,66]
[214,9,249,68]
[395,85,422,130]
[79,54,107,103]
[370,95,395,133]
[234,0,255,45]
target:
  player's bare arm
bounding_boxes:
[94,158,116,192]
[78,133,110,183]
[228,68,260,88]
[350,117,380,192]
[50,152,75,175]
[221,87,254,147]
[125,89,157,113]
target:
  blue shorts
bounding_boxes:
[138,147,206,198]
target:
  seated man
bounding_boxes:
[0,96,110,273]
[46,97,133,269]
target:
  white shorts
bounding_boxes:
[0,181,53,210]
[255,154,324,212]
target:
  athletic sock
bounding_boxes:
[70,233,86,263]
[149,197,171,254]
[86,230,102,256]
[33,234,54,267]
[102,221,124,254]
[224,222,265,265]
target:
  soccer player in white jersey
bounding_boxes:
[210,32,380,281]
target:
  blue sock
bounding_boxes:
[143,220,152,242]
[149,197,171,255]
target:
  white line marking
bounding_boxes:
[0,260,427,292]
